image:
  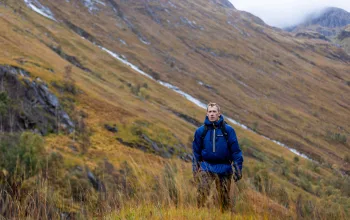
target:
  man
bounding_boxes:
[192,102,243,211]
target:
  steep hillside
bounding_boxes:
[0,0,349,219]
[26,0,349,168]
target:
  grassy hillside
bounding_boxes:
[29,0,349,169]
[0,0,349,219]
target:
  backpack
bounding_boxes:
[200,121,229,143]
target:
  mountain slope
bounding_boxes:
[0,0,349,218]
[31,0,350,167]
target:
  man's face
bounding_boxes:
[207,106,220,122]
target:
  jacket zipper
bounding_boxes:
[213,128,216,152]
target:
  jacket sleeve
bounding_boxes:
[192,128,202,172]
[227,126,243,172]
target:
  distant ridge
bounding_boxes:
[285,7,350,35]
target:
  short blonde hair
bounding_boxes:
[207,102,221,113]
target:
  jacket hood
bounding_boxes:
[204,115,224,127]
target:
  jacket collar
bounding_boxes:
[204,115,224,128]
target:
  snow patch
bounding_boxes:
[82,0,105,12]
[82,39,312,161]
[99,46,312,160]
[118,38,127,45]
[99,47,153,80]
[24,0,56,21]
[168,1,177,8]
[140,37,151,45]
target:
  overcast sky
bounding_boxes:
[229,0,350,28]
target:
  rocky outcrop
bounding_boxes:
[295,31,330,42]
[116,132,192,161]
[49,45,92,73]
[170,109,202,127]
[338,28,350,40]
[63,20,101,45]
[87,169,106,193]
[104,124,118,133]
[106,0,150,44]
[143,2,162,25]
[0,65,75,134]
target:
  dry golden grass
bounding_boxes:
[0,1,349,219]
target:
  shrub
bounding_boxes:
[0,132,45,180]
[300,177,313,193]
[307,161,320,174]
[253,169,273,195]
[275,186,289,208]
[344,154,350,163]
[252,122,258,132]
[326,131,347,144]
[272,113,280,120]
[239,138,252,151]
[294,156,300,163]
[296,194,315,219]
[0,132,46,199]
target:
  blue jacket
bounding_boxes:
[192,115,243,175]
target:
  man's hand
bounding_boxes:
[233,171,242,182]
[232,162,242,182]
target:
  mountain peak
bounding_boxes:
[304,7,350,28]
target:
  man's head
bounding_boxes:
[206,102,221,122]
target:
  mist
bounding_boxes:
[229,0,350,28]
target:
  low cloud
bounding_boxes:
[230,0,350,28]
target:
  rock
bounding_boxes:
[105,0,150,44]
[295,31,331,42]
[61,112,75,133]
[75,166,83,172]
[180,16,198,29]
[39,84,60,108]
[60,212,76,220]
[142,134,161,152]
[0,65,75,134]
[338,28,350,40]
[104,124,118,133]
[87,170,106,193]
[69,145,78,152]
[170,109,202,127]
[144,3,161,24]
[179,153,193,162]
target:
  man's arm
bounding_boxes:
[192,128,203,174]
[227,126,243,179]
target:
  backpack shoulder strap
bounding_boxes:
[220,121,228,142]
[199,125,208,149]
[200,124,208,140]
